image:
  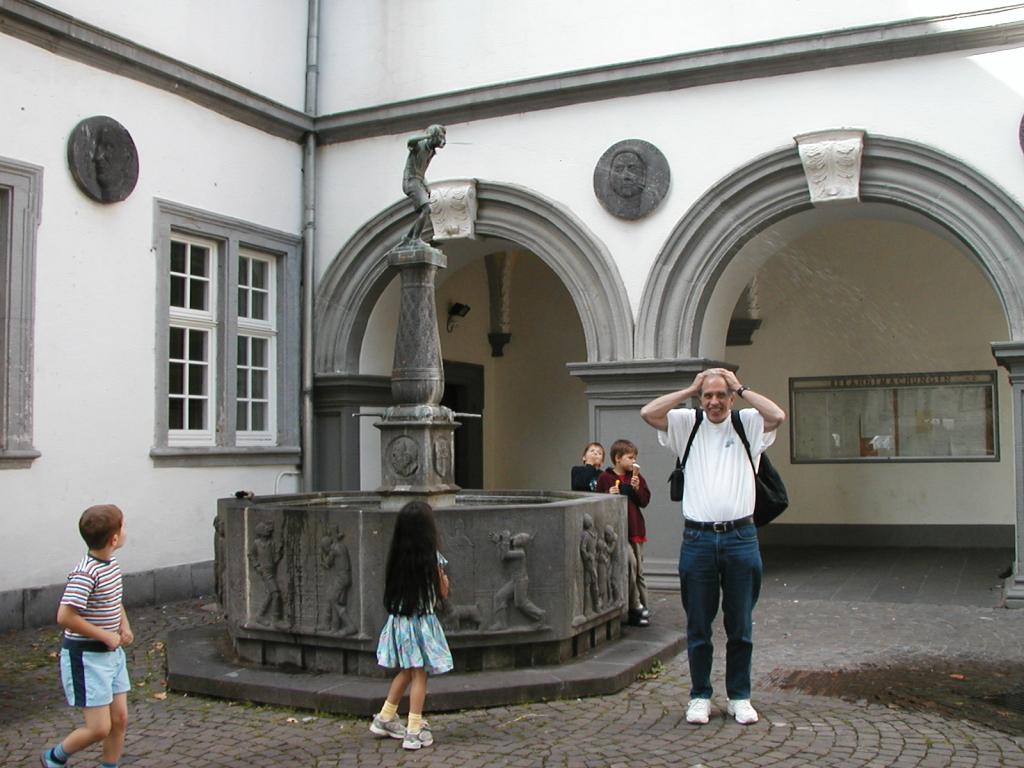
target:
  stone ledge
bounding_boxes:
[167,621,683,715]
[0,560,214,633]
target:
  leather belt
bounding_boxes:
[684,516,754,533]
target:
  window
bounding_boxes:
[235,251,276,444]
[153,200,300,465]
[0,157,43,469]
[790,371,998,463]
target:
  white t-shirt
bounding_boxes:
[658,407,776,523]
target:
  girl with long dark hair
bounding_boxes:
[369,501,453,750]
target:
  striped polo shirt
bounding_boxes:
[60,554,123,640]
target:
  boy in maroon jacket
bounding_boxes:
[596,439,651,626]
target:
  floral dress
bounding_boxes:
[376,553,453,674]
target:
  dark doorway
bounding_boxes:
[441,361,484,489]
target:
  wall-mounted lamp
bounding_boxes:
[446,301,471,332]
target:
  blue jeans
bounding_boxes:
[678,524,762,700]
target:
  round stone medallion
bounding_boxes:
[66,116,139,204]
[593,139,670,220]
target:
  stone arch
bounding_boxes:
[636,135,1024,359]
[315,180,632,373]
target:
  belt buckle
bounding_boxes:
[712,521,729,533]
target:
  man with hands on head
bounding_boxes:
[641,368,785,726]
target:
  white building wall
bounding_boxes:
[320,0,1005,113]
[1,34,303,590]
[39,0,310,111]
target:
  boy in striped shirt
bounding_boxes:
[41,504,133,768]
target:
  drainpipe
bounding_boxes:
[301,0,320,492]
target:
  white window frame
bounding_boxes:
[167,234,218,447]
[152,200,300,466]
[236,249,277,446]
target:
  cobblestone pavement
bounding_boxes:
[4,586,1024,767]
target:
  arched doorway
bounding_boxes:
[636,135,1024,604]
[312,181,631,493]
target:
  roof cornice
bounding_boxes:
[3,0,1023,145]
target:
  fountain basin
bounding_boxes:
[217,490,630,676]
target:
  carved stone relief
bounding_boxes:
[593,139,670,220]
[248,520,287,629]
[580,513,601,614]
[387,435,420,477]
[433,436,452,479]
[487,529,546,630]
[439,519,483,632]
[794,129,865,206]
[319,525,357,636]
[66,116,139,203]
[601,524,620,606]
[428,179,478,240]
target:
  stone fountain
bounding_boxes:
[167,128,680,713]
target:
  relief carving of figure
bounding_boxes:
[319,525,357,636]
[248,520,286,628]
[402,124,447,242]
[439,519,483,632]
[580,513,600,613]
[488,529,546,630]
[602,525,621,605]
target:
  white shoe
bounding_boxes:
[686,698,711,724]
[727,699,758,724]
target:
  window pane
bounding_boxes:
[237,401,248,431]
[238,255,250,287]
[252,402,266,431]
[251,337,267,367]
[237,368,248,398]
[252,369,266,399]
[168,397,184,429]
[169,327,185,360]
[237,336,248,366]
[191,246,209,277]
[170,240,187,273]
[188,398,205,429]
[170,275,186,307]
[238,287,248,318]
[252,260,268,290]
[251,292,266,321]
[188,330,207,361]
[189,279,208,311]
[188,363,206,395]
[168,362,184,395]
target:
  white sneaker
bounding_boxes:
[727,699,759,724]
[686,698,711,724]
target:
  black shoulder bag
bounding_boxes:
[730,411,788,527]
[668,411,703,502]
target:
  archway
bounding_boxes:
[637,136,1024,359]
[312,181,630,493]
[636,135,1024,604]
[316,180,632,374]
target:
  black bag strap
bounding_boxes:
[730,410,757,475]
[677,410,703,470]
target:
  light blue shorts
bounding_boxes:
[59,638,131,707]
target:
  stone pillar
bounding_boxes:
[992,341,1024,607]
[376,239,460,510]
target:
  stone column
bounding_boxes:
[993,341,1024,607]
[375,239,459,510]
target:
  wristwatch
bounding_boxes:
[736,386,748,398]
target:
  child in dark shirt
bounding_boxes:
[570,442,604,492]
[596,439,651,626]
